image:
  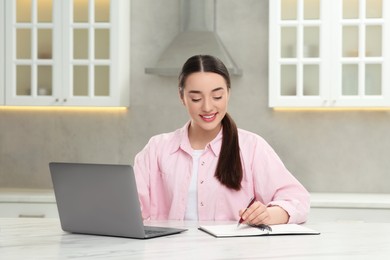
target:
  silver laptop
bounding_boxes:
[49,162,187,239]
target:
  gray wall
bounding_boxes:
[1,0,390,193]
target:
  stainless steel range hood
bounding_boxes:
[145,0,242,76]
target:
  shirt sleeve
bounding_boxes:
[251,137,310,224]
[134,139,154,220]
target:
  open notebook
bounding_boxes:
[199,224,320,238]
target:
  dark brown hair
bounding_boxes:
[178,55,243,190]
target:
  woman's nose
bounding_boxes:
[202,98,212,112]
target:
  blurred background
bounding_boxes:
[1,0,390,194]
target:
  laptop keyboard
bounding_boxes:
[145,229,167,235]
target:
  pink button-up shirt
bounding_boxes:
[134,122,310,224]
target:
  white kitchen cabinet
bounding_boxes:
[269,0,390,108]
[0,189,58,218]
[0,203,58,218]
[309,207,390,223]
[4,0,129,107]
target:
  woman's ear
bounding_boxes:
[179,91,185,105]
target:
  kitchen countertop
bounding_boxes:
[310,192,390,209]
[0,189,55,203]
[1,189,390,209]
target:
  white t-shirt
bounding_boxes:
[184,150,203,220]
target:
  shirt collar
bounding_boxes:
[170,121,223,157]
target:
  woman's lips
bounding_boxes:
[200,113,218,122]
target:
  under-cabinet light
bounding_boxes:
[0,106,128,113]
[273,107,390,112]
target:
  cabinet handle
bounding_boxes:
[55,98,59,102]
[18,214,46,218]
[63,99,67,102]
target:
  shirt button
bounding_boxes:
[201,161,205,166]
[200,202,204,207]
[200,180,204,184]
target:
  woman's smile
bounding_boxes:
[200,112,218,122]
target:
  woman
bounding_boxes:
[134,55,310,225]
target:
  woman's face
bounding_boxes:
[180,72,230,135]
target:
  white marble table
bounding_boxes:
[1,218,390,259]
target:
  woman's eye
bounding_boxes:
[191,98,201,102]
[213,96,222,100]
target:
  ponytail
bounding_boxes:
[214,113,242,190]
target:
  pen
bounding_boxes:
[252,223,272,232]
[237,197,256,227]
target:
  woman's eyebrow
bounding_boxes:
[188,87,224,94]
[211,87,224,92]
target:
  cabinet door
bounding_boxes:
[5,0,129,107]
[332,0,390,107]
[5,0,61,106]
[0,1,5,105]
[0,203,59,218]
[62,0,123,106]
[270,0,390,108]
[270,0,327,107]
